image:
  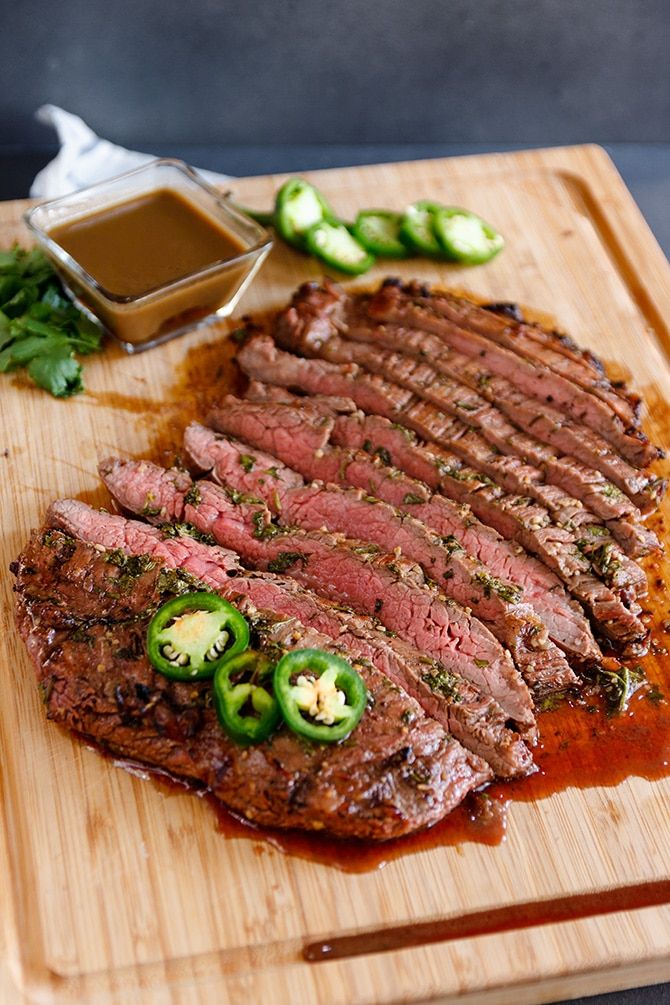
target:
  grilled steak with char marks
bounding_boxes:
[53,499,532,778]
[13,527,490,839]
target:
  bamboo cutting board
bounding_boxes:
[2,145,670,1005]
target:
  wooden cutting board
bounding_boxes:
[2,145,670,1005]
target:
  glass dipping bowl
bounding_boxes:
[24,158,273,353]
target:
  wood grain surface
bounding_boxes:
[2,145,670,1005]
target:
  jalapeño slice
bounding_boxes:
[213,650,282,745]
[433,207,504,264]
[399,200,444,257]
[273,649,367,743]
[275,178,334,250]
[352,210,410,259]
[305,220,375,275]
[146,592,249,681]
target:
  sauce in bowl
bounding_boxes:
[50,189,246,298]
[25,158,272,351]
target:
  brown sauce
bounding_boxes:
[202,671,669,875]
[140,327,246,466]
[50,189,246,298]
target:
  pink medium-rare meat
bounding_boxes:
[210,394,602,663]
[188,420,577,695]
[234,338,649,653]
[101,457,537,736]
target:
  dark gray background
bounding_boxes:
[2,0,670,254]
[2,3,670,1003]
[3,0,670,147]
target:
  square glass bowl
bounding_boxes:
[24,158,273,353]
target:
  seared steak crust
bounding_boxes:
[277,283,661,522]
[54,498,533,778]
[403,281,643,430]
[366,281,660,468]
[275,304,656,567]
[13,527,490,839]
[343,316,663,517]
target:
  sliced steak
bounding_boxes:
[101,458,537,736]
[340,412,649,653]
[189,420,577,695]
[366,281,661,468]
[275,315,655,566]
[407,280,643,430]
[14,527,490,839]
[375,394,647,601]
[211,394,602,663]
[57,498,532,778]
[234,337,648,651]
[47,498,243,578]
[278,286,658,521]
[340,313,664,518]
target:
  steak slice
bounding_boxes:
[100,458,537,736]
[14,526,490,839]
[277,286,659,523]
[407,281,643,430]
[340,313,664,519]
[55,499,532,778]
[212,393,601,663]
[235,336,648,651]
[335,411,649,654]
[366,281,661,468]
[274,313,654,567]
[189,420,577,696]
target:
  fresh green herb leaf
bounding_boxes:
[594,663,646,714]
[442,534,465,556]
[184,484,202,507]
[473,570,523,604]
[645,685,665,706]
[421,668,461,701]
[252,510,281,540]
[27,346,83,398]
[267,551,306,573]
[538,691,568,712]
[160,522,216,545]
[0,245,102,397]
[373,445,392,466]
[600,482,624,500]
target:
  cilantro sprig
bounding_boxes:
[0,246,103,398]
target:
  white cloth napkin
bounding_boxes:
[30,105,231,199]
